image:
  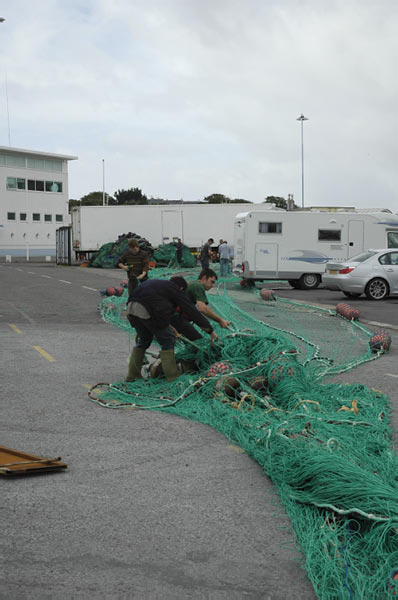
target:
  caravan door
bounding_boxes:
[161,211,183,244]
[255,243,278,276]
[347,220,364,258]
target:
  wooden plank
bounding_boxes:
[0,445,68,476]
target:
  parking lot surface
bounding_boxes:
[1,263,397,599]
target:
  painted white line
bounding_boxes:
[16,268,24,271]
[41,275,52,279]
[385,373,398,378]
[58,279,71,284]
[82,286,98,291]
[28,271,35,274]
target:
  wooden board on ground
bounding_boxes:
[0,445,68,476]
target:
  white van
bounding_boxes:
[233,209,398,289]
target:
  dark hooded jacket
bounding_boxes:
[130,279,213,332]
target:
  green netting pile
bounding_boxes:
[88,234,153,268]
[153,243,196,268]
[91,276,396,599]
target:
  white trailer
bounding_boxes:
[69,203,281,260]
[233,209,398,289]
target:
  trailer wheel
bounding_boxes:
[288,280,301,289]
[299,273,321,290]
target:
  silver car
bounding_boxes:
[323,249,398,300]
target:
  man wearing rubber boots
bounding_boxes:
[126,278,217,382]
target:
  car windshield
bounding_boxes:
[348,251,377,263]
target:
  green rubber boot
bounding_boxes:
[126,347,146,382]
[160,349,180,382]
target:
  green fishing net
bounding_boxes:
[153,243,196,268]
[91,269,396,599]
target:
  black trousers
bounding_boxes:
[127,275,139,298]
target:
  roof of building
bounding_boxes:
[0,146,78,160]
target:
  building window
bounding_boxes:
[45,180,62,192]
[26,179,62,192]
[50,181,62,192]
[27,158,45,170]
[318,229,341,241]
[7,212,16,220]
[26,157,62,172]
[44,214,52,222]
[32,213,40,222]
[1,154,63,171]
[45,159,62,172]
[20,213,27,221]
[258,222,282,234]
[4,154,26,167]
[55,214,64,222]
[6,177,26,190]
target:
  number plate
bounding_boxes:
[328,269,338,275]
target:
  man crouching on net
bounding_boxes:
[125,278,217,382]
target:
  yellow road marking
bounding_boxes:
[9,324,22,334]
[33,346,56,362]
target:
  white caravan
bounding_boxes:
[233,209,398,289]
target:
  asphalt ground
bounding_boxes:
[1,263,397,599]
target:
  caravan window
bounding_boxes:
[258,222,282,234]
[387,231,398,248]
[318,229,341,241]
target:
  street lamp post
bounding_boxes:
[102,159,106,206]
[296,113,308,208]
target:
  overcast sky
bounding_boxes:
[1,0,397,210]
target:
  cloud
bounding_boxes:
[1,0,397,209]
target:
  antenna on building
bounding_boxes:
[5,70,12,146]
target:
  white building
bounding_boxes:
[0,146,77,259]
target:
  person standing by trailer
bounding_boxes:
[118,238,149,297]
[175,238,183,265]
[218,240,232,278]
[199,238,214,269]
[125,278,216,382]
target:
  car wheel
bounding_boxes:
[365,278,389,301]
[299,273,321,290]
[343,291,362,298]
[288,280,301,289]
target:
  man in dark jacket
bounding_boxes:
[175,238,183,265]
[126,278,216,382]
[118,238,149,297]
[199,238,214,269]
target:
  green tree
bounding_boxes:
[68,198,80,211]
[203,193,231,204]
[230,198,252,203]
[114,188,148,205]
[78,191,116,206]
[263,196,288,209]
